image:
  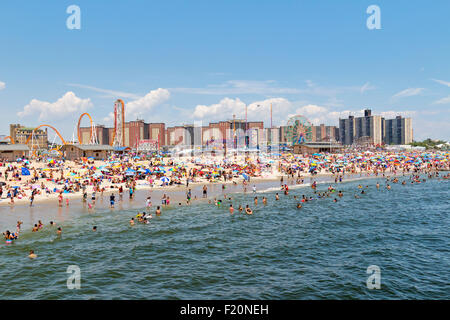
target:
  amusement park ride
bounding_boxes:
[285,115,313,146]
[14,99,127,158]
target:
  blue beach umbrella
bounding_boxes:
[160,176,170,183]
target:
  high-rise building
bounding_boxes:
[339,109,383,145]
[384,116,413,145]
[339,116,355,145]
[311,124,339,142]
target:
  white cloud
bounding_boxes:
[172,80,301,95]
[431,79,450,87]
[68,83,142,100]
[125,88,170,119]
[360,82,375,94]
[289,105,363,125]
[434,95,450,105]
[102,112,115,124]
[192,97,292,125]
[379,110,416,118]
[17,91,93,121]
[392,88,424,99]
[0,81,5,90]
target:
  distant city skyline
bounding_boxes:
[0,1,449,141]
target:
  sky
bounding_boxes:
[0,0,449,141]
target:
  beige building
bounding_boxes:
[0,144,30,161]
[61,144,113,160]
[10,124,48,149]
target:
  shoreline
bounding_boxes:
[0,170,430,232]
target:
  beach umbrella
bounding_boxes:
[160,176,170,183]
[242,173,249,181]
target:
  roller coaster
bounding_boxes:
[2,136,14,144]
[14,98,125,158]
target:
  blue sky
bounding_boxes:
[0,0,449,141]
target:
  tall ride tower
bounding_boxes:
[111,99,125,147]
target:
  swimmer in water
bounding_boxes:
[262,197,267,205]
[16,221,23,234]
[254,197,258,205]
[275,193,280,201]
[28,250,37,259]
[32,224,39,232]
[333,198,338,202]
[130,218,135,226]
[57,227,62,236]
[296,203,302,209]
[156,206,161,215]
[92,226,97,232]
[245,205,253,215]
[229,204,234,214]
[238,205,243,213]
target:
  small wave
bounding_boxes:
[257,184,311,193]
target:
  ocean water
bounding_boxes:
[0,174,449,299]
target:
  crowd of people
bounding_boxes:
[1,149,449,258]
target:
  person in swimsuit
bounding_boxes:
[4,230,15,244]
[110,193,115,208]
[32,224,39,232]
[28,250,37,259]
[57,227,62,236]
[130,218,135,226]
[16,221,23,234]
[155,206,161,215]
[245,205,253,215]
[229,204,234,214]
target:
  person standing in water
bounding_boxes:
[110,193,115,208]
